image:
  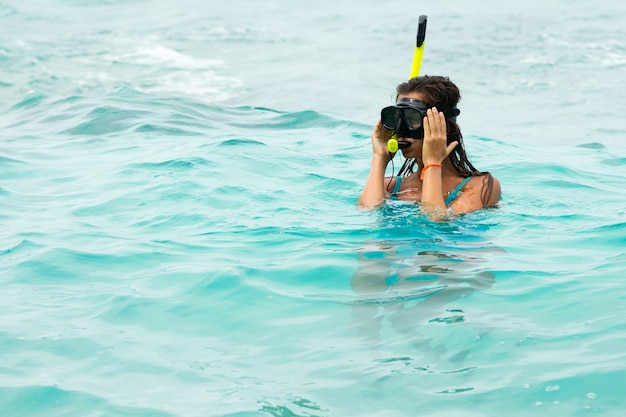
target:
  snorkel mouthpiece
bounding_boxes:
[385,112,414,153]
[386,136,411,153]
[387,136,399,153]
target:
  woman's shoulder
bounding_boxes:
[469,173,501,207]
[451,173,500,212]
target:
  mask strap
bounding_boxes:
[443,107,461,121]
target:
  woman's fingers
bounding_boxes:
[372,119,382,136]
[373,118,393,141]
[424,108,446,139]
[422,108,452,163]
[446,141,459,156]
[371,118,394,157]
[423,111,430,137]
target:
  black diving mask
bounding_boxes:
[380,97,460,139]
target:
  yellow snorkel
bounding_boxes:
[409,15,428,79]
[387,15,428,154]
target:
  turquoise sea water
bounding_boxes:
[2,1,626,416]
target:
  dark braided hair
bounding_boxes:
[394,75,494,206]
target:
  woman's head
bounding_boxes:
[395,75,478,178]
[396,75,460,112]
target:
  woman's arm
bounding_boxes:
[420,108,458,220]
[357,120,393,209]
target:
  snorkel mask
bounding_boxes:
[381,97,461,141]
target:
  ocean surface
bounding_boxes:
[2,1,626,416]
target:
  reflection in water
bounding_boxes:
[350,206,500,356]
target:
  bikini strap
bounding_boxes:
[445,176,472,206]
[390,176,403,200]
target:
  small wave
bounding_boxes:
[127,157,215,171]
[0,239,41,257]
[218,138,268,147]
[7,91,48,111]
[0,155,27,165]
[62,105,149,136]
[0,385,177,417]
[260,396,328,417]
[213,106,364,132]
[581,221,626,247]
[577,142,606,150]
[3,91,362,146]
[244,279,449,306]
[134,123,202,136]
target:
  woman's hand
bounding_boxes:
[370,119,394,160]
[421,108,458,165]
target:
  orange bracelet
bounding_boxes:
[420,163,442,180]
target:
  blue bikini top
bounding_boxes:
[390,176,472,206]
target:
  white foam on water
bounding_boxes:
[113,44,224,70]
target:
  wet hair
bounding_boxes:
[394,75,495,207]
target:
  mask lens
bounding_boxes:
[381,107,401,130]
[403,108,424,130]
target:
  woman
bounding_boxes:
[357,75,501,219]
